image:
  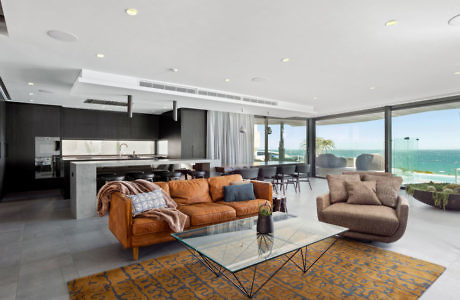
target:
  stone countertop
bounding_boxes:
[70,158,220,168]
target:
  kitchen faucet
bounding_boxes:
[119,143,128,157]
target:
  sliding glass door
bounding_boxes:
[315,112,385,177]
[392,103,460,184]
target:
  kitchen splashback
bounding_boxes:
[62,140,155,156]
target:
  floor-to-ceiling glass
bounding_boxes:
[254,118,307,164]
[392,102,460,184]
[315,112,385,177]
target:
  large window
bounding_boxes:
[392,103,460,184]
[254,118,307,164]
[315,112,385,177]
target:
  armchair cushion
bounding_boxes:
[346,181,381,205]
[362,175,403,208]
[327,174,361,203]
[321,203,399,237]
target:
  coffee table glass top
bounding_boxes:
[172,213,347,273]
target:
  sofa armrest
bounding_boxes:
[316,193,331,221]
[108,192,133,249]
[251,180,273,207]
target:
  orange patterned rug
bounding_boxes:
[68,238,445,299]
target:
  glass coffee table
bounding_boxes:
[172,213,347,298]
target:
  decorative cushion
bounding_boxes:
[208,174,243,202]
[326,174,361,203]
[321,203,400,237]
[223,183,256,202]
[342,171,392,180]
[168,178,212,205]
[346,181,381,205]
[127,190,167,216]
[362,175,403,208]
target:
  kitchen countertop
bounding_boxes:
[70,158,219,168]
[62,155,165,161]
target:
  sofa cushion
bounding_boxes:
[132,216,191,235]
[168,178,212,205]
[322,203,399,237]
[327,174,361,203]
[208,174,243,202]
[223,183,256,202]
[154,181,170,195]
[346,181,381,205]
[179,203,236,226]
[218,199,267,217]
[362,175,403,208]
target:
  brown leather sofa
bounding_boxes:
[109,174,273,260]
[317,172,409,243]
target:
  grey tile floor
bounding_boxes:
[0,178,459,299]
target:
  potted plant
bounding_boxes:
[406,182,460,211]
[257,201,274,234]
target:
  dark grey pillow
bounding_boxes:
[223,183,256,202]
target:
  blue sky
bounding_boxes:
[256,108,460,150]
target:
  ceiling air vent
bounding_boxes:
[84,99,127,107]
[138,80,278,106]
[139,80,197,95]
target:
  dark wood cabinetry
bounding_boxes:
[159,108,207,159]
[62,108,159,140]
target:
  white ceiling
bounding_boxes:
[1,0,460,117]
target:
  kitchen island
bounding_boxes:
[70,158,221,219]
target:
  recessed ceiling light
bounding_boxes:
[448,14,460,26]
[454,71,460,75]
[29,92,34,96]
[224,78,231,82]
[251,77,267,83]
[28,82,34,86]
[313,97,318,100]
[46,30,78,42]
[369,86,376,90]
[385,20,398,27]
[125,8,138,16]
[29,99,34,102]
[168,68,179,73]
[96,53,105,58]
[281,58,290,63]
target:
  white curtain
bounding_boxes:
[207,111,254,166]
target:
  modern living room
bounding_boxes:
[1,1,460,299]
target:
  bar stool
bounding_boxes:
[125,171,145,181]
[292,164,312,192]
[275,165,296,195]
[240,168,259,180]
[258,167,278,193]
[166,171,182,181]
[97,174,126,192]
[97,172,116,190]
[191,170,206,179]
[152,170,169,182]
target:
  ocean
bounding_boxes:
[265,148,460,176]
[330,149,460,176]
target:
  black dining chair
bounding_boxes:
[191,170,206,179]
[275,165,296,195]
[240,168,259,180]
[166,171,182,181]
[292,164,312,192]
[258,167,278,193]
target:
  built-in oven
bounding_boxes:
[35,136,63,179]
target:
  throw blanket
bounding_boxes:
[97,180,187,232]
